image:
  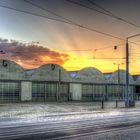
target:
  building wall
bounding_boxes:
[31,64,71,82]
[0,59,139,103]
[0,60,26,80]
[109,70,135,84]
[72,67,106,83]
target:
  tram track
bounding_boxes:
[1,111,140,140]
[0,110,139,130]
[53,120,140,140]
[1,118,140,140]
[0,108,140,129]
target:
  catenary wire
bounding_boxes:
[0,3,140,48]
[0,4,124,41]
[88,0,114,16]
[66,0,140,29]
[24,0,74,24]
[22,1,140,47]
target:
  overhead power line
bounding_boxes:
[93,58,125,59]
[1,3,140,48]
[23,0,125,40]
[24,0,74,24]
[66,0,140,29]
[88,0,114,16]
[65,0,116,17]
[10,49,93,53]
[28,2,140,47]
[0,4,72,24]
[58,49,92,52]
[94,43,124,51]
[23,1,140,47]
[0,4,125,41]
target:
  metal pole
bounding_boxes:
[118,64,120,84]
[101,100,104,109]
[118,64,120,100]
[113,33,140,108]
[57,69,61,101]
[125,39,129,107]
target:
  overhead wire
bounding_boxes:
[88,0,115,16]
[0,4,72,24]
[2,49,139,62]
[24,0,125,41]
[23,0,140,47]
[94,43,124,51]
[65,0,117,17]
[66,0,140,29]
[0,3,125,41]
[24,0,74,24]
[0,1,139,56]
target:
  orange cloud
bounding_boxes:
[0,38,70,69]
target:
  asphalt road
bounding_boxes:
[1,109,140,140]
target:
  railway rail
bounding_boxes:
[1,110,140,140]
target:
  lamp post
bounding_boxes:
[125,33,140,108]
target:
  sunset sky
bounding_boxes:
[0,0,140,74]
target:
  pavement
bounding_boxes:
[0,102,118,125]
[0,102,138,125]
[0,102,106,117]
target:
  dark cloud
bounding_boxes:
[0,38,70,69]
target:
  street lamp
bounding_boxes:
[125,33,140,108]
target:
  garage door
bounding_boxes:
[82,84,105,101]
[0,82,20,102]
[32,82,57,101]
[82,84,93,101]
[32,82,45,101]
[32,82,69,102]
[58,83,69,101]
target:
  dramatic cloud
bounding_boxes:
[0,38,70,69]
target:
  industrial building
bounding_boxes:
[0,59,139,103]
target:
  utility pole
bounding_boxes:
[114,33,140,107]
[125,34,140,108]
[57,68,61,101]
[125,38,129,107]
[113,63,124,100]
[113,63,124,84]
